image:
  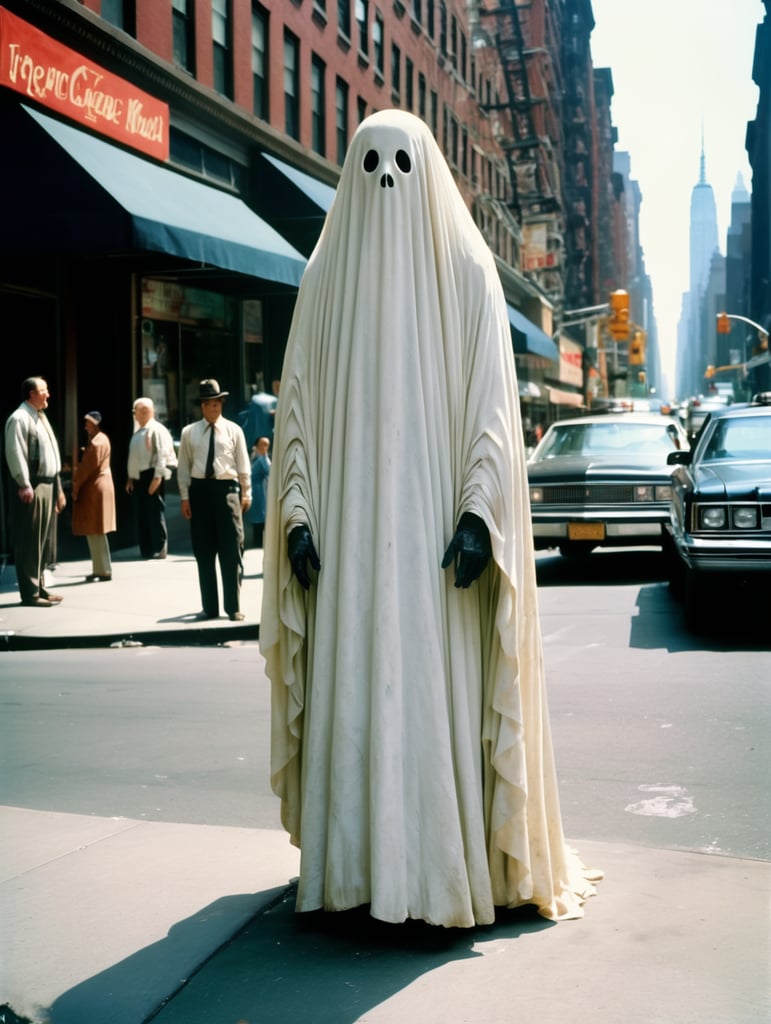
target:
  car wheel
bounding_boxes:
[558,541,596,559]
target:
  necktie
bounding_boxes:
[205,424,216,479]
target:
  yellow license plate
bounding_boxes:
[568,521,606,541]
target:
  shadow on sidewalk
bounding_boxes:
[45,885,554,1024]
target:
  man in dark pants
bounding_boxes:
[126,397,175,559]
[4,376,66,607]
[177,380,252,621]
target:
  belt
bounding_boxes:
[31,476,56,484]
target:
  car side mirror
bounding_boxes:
[667,450,691,466]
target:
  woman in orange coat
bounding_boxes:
[71,411,116,581]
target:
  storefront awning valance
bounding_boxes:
[16,105,307,286]
[546,385,584,408]
[507,305,559,362]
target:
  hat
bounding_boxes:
[84,411,102,425]
[198,379,229,401]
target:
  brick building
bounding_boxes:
[0,0,619,550]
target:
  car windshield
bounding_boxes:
[535,421,684,460]
[701,415,771,461]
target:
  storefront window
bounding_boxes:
[140,279,241,436]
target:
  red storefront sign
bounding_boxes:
[0,6,169,160]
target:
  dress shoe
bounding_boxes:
[86,573,112,582]
[22,597,53,608]
[151,551,167,560]
[42,593,64,603]
[229,612,245,621]
[194,611,218,621]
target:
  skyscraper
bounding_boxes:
[676,138,721,397]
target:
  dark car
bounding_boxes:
[527,413,689,558]
[665,393,771,630]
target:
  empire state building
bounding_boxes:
[676,141,720,397]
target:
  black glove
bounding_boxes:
[441,512,492,589]
[288,525,321,590]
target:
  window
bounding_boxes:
[418,72,426,119]
[356,0,369,59]
[252,4,268,119]
[373,12,384,76]
[169,128,245,191]
[391,43,401,99]
[412,0,422,24]
[311,55,326,156]
[426,0,434,39]
[338,0,351,38]
[405,58,414,111]
[336,78,349,164]
[357,96,367,123]
[284,31,300,140]
[172,0,195,73]
[430,89,438,136]
[101,0,135,33]
[439,2,446,56]
[460,30,467,82]
[450,15,457,66]
[212,0,232,98]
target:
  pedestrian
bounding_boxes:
[238,374,277,446]
[245,436,270,547]
[126,397,176,559]
[71,411,116,582]
[177,379,252,621]
[261,110,599,928]
[3,376,66,607]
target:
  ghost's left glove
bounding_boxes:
[288,524,321,590]
[441,512,492,589]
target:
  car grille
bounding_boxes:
[537,484,651,504]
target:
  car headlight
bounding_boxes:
[635,486,654,501]
[733,507,759,529]
[655,485,674,501]
[698,506,726,529]
[530,487,544,503]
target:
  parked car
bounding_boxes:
[665,392,771,631]
[527,413,689,558]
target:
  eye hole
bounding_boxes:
[395,149,412,173]
[363,149,379,173]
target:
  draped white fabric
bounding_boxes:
[261,110,598,927]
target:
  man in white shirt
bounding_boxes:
[126,397,176,559]
[4,376,66,607]
[177,380,251,621]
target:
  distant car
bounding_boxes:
[527,413,689,558]
[665,392,771,630]
[683,394,729,442]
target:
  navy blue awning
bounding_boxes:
[18,105,307,286]
[507,304,559,362]
[262,153,337,212]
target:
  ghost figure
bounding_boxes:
[261,109,598,928]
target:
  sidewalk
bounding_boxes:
[0,544,263,650]
[2,810,768,1024]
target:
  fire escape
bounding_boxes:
[472,0,563,302]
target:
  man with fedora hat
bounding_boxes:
[177,379,252,621]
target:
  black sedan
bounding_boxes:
[527,413,689,558]
[665,392,771,630]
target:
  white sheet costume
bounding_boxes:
[261,110,598,928]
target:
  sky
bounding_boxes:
[588,0,762,397]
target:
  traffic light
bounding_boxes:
[629,330,646,365]
[608,289,630,341]
[716,313,731,334]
